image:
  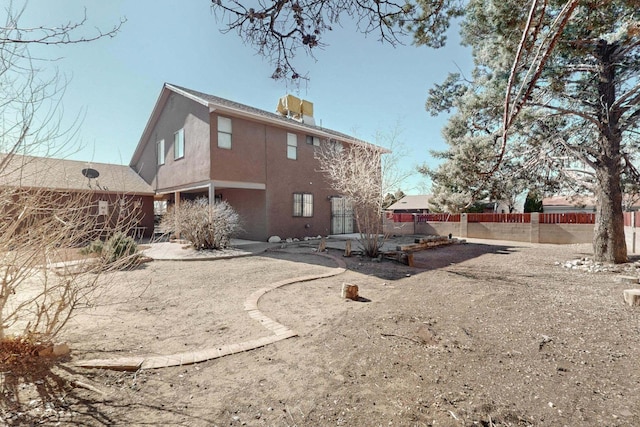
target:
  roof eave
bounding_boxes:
[209,103,388,152]
[131,83,388,164]
[131,83,212,167]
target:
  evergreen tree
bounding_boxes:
[524,191,544,213]
[426,1,640,263]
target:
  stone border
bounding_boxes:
[73,251,346,371]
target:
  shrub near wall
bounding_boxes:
[160,199,240,250]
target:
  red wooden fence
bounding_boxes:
[390,212,601,225]
[540,213,595,224]
[416,213,461,223]
[467,213,531,223]
[389,213,416,223]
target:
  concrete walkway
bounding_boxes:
[139,234,406,261]
[139,238,274,261]
[74,246,346,371]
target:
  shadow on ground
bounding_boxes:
[253,238,522,282]
[337,242,521,281]
[0,358,214,426]
[0,357,114,426]
[258,247,342,269]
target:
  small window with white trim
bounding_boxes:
[157,139,165,165]
[174,128,184,159]
[287,133,297,160]
[218,116,232,149]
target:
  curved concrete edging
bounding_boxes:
[73,250,346,371]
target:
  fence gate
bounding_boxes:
[331,197,354,234]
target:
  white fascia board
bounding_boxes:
[212,180,266,190]
[165,84,209,107]
[155,180,266,195]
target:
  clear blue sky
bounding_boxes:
[19,0,473,194]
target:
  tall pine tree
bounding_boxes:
[426,0,640,263]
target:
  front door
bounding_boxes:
[331,197,354,234]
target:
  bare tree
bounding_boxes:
[374,121,417,194]
[315,140,388,257]
[0,2,132,347]
[0,180,143,341]
[210,0,462,79]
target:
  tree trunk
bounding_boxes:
[592,40,627,264]
[593,163,627,263]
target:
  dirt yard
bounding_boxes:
[3,238,640,426]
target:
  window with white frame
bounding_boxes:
[157,139,165,165]
[218,116,232,149]
[174,128,184,159]
[287,133,297,159]
[293,193,313,217]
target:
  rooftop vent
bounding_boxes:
[277,94,315,125]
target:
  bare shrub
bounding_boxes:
[0,184,143,342]
[315,141,386,257]
[0,2,129,348]
[159,198,240,250]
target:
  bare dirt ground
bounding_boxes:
[3,238,640,426]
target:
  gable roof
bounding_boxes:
[386,195,431,211]
[0,154,154,195]
[130,83,386,166]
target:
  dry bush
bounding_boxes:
[0,184,144,343]
[159,198,240,250]
[0,4,136,416]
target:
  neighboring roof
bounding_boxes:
[386,195,431,211]
[542,195,595,207]
[130,83,387,165]
[0,154,155,195]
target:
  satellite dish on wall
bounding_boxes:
[81,168,100,179]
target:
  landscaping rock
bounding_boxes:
[267,236,282,243]
[623,289,640,306]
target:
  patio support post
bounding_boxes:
[174,191,181,239]
[632,211,636,254]
[208,183,215,205]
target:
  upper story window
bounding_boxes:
[287,133,297,160]
[174,128,184,159]
[306,135,320,146]
[218,116,232,149]
[293,193,313,217]
[157,139,165,165]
